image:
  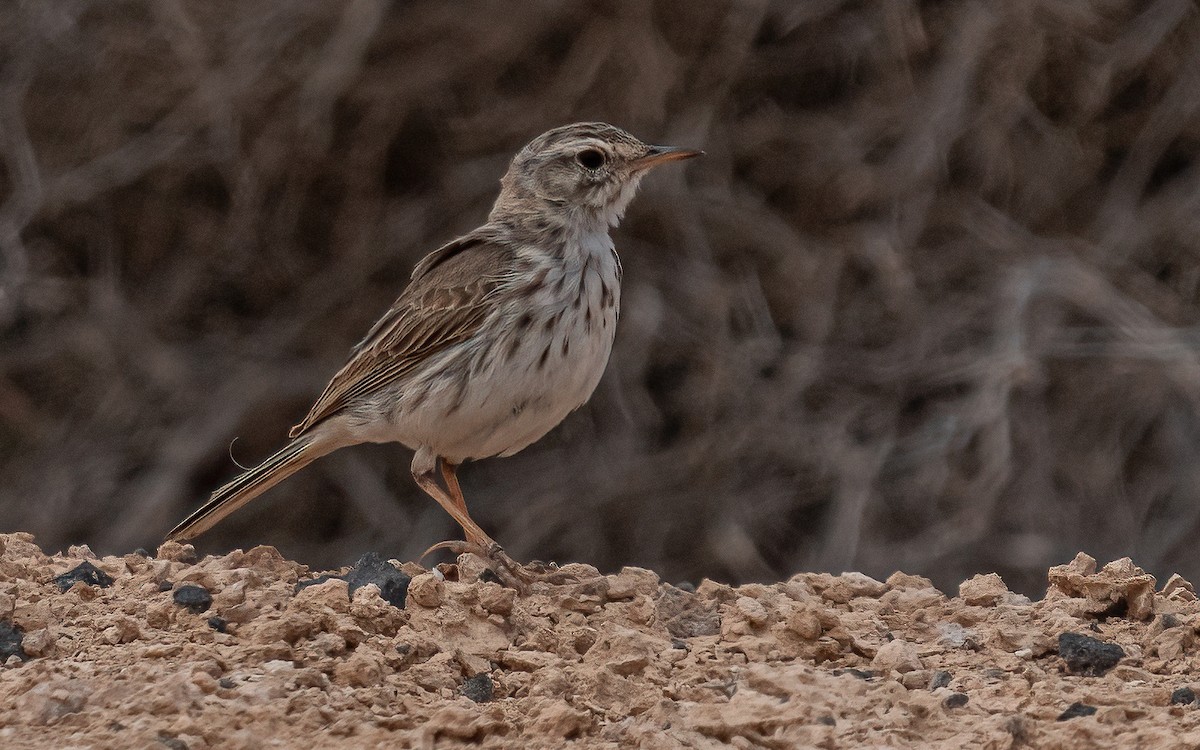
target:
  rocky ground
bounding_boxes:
[1,534,1200,748]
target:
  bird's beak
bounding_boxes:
[633,145,704,170]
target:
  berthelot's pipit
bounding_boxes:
[167,122,700,583]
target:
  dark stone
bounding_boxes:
[834,668,875,680]
[157,580,174,592]
[1161,613,1181,629]
[345,552,411,609]
[671,638,688,650]
[157,733,189,750]
[173,585,213,614]
[1057,702,1097,721]
[674,581,697,593]
[1171,687,1197,705]
[207,617,227,633]
[1058,632,1124,676]
[133,548,151,558]
[461,673,494,703]
[478,568,502,586]
[943,692,969,709]
[293,553,411,609]
[54,561,114,592]
[218,678,236,690]
[929,670,953,690]
[0,620,27,661]
[817,715,836,726]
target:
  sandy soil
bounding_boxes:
[1,534,1199,749]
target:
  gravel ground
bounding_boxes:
[1,533,1199,748]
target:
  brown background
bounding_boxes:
[2,0,1199,595]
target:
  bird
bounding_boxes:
[166,122,701,583]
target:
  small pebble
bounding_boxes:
[1171,687,1197,706]
[295,553,413,608]
[157,542,198,564]
[787,608,823,640]
[460,673,494,703]
[173,585,213,614]
[54,562,115,592]
[1058,633,1124,676]
[958,573,1009,606]
[157,734,188,750]
[943,692,969,709]
[20,628,55,657]
[735,596,769,626]
[929,671,953,690]
[158,580,174,592]
[872,638,923,674]
[407,573,445,608]
[0,621,26,661]
[1057,702,1097,721]
[478,584,516,616]
[345,552,411,609]
[207,617,228,633]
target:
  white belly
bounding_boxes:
[361,233,622,463]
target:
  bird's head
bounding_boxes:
[493,122,701,228]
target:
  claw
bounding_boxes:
[420,538,530,594]
[420,539,470,560]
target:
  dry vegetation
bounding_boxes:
[2,1,1200,594]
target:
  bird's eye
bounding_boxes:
[576,149,605,170]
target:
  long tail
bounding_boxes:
[166,433,336,542]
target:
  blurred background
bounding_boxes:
[2,0,1200,596]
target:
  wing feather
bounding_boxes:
[289,231,513,437]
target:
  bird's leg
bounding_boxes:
[412,457,528,589]
[441,460,530,583]
[411,467,494,551]
[440,459,470,516]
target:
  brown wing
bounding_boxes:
[288,230,514,438]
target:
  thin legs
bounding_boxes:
[412,460,495,551]
[412,455,527,589]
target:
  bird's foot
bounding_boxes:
[421,539,530,594]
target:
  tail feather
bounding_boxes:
[166,434,333,542]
